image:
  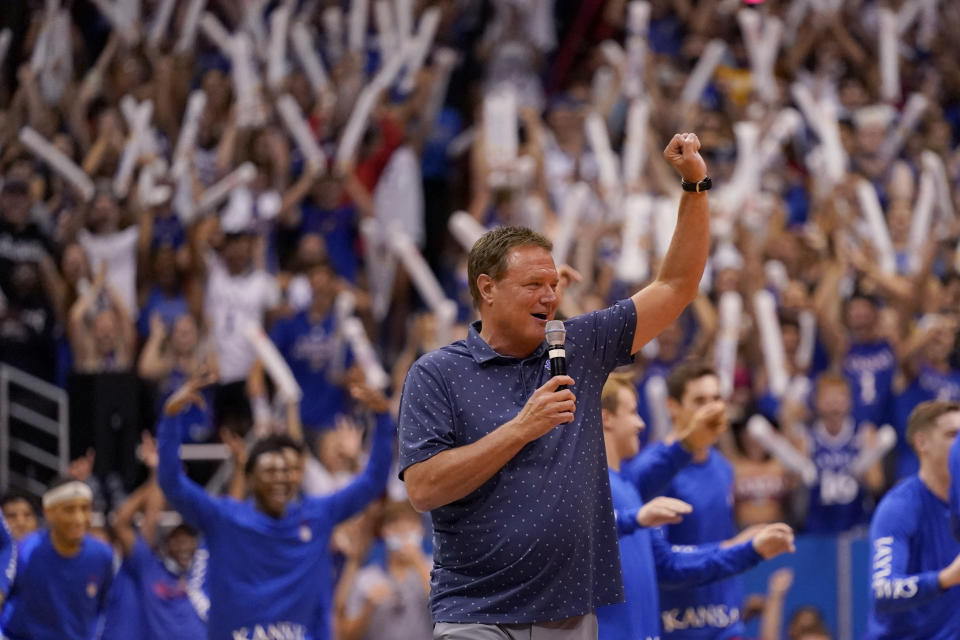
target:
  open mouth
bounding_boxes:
[531,313,547,321]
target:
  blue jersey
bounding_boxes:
[126,536,207,640]
[658,449,743,640]
[866,476,960,640]
[951,434,960,540]
[270,310,352,430]
[598,443,761,640]
[804,419,869,533]
[843,340,896,428]
[894,366,960,479]
[101,559,144,640]
[157,410,394,640]
[0,517,15,597]
[1,530,113,640]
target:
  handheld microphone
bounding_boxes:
[545,320,567,390]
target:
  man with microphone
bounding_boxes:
[398,133,711,639]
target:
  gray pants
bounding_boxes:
[434,614,598,640]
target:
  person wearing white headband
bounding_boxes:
[0,477,113,640]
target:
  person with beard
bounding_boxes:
[194,217,280,435]
[0,177,58,296]
[0,260,57,381]
[251,258,352,434]
[157,369,395,640]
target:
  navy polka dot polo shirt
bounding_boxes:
[398,299,638,624]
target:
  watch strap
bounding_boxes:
[681,175,712,192]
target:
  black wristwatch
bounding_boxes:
[680,175,712,193]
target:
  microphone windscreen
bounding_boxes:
[545,320,566,346]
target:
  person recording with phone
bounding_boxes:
[397,133,712,640]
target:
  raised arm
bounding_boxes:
[157,372,223,533]
[112,477,161,557]
[630,134,710,354]
[321,387,396,524]
[622,401,727,500]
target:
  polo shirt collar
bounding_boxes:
[467,321,548,365]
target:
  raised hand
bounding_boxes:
[677,401,728,452]
[163,367,217,416]
[510,376,577,443]
[663,132,707,183]
[637,496,693,528]
[767,567,795,596]
[220,428,248,467]
[556,264,583,300]
[750,523,796,559]
[68,448,95,482]
[149,312,167,340]
[349,383,390,414]
[139,431,159,469]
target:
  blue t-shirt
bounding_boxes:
[137,288,189,339]
[157,410,394,640]
[843,340,897,428]
[126,537,206,640]
[1,530,114,640]
[300,202,358,282]
[805,420,870,533]
[950,434,960,540]
[597,444,761,640]
[866,476,960,639]
[158,367,216,444]
[151,213,186,250]
[658,448,743,640]
[894,366,960,479]
[101,559,144,640]
[270,310,352,430]
[0,517,15,597]
[398,300,638,623]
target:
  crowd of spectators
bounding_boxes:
[1,0,959,637]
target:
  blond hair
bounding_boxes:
[602,373,636,413]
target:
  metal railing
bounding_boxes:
[0,364,69,497]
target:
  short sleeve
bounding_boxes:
[397,359,458,478]
[568,299,637,374]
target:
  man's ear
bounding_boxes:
[666,397,681,421]
[912,432,925,458]
[601,408,613,432]
[477,274,495,305]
